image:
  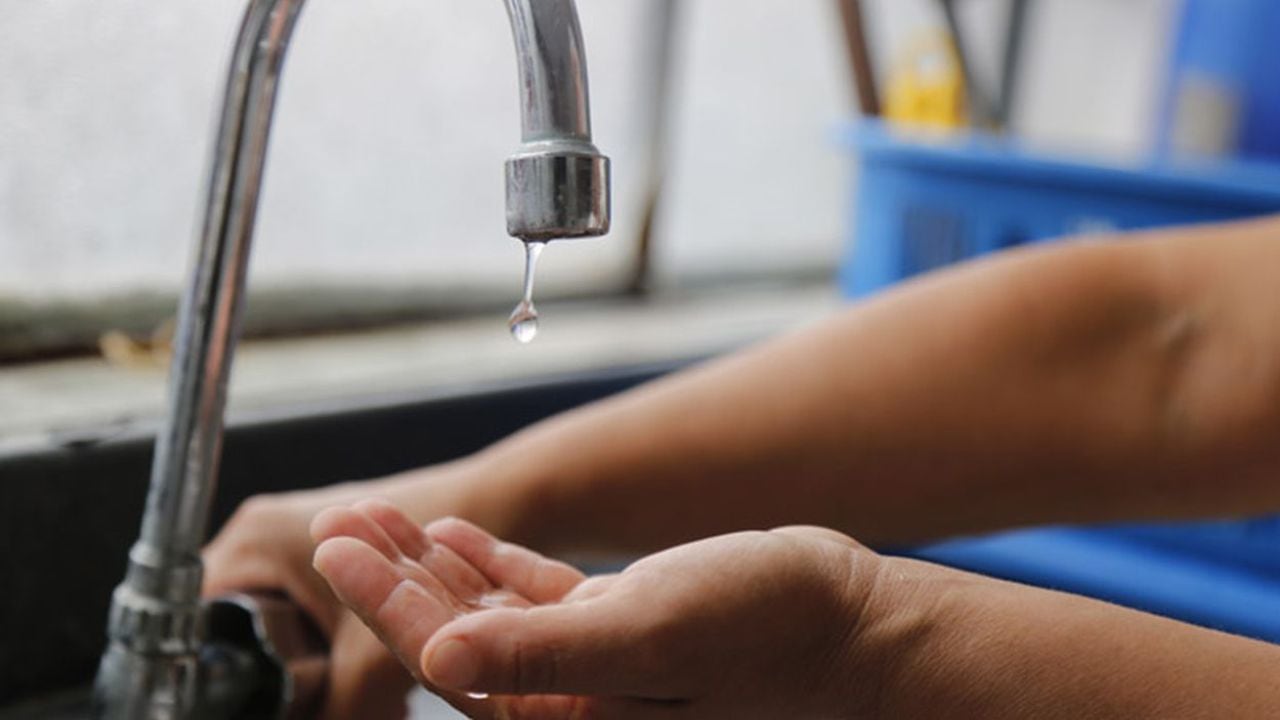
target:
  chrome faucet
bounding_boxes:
[93,1,609,717]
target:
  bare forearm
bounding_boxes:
[863,557,1280,719]
[429,218,1280,554]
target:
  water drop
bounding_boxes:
[508,304,538,344]
[466,692,490,700]
[508,241,545,344]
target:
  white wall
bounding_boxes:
[0,0,1175,306]
[864,0,1176,154]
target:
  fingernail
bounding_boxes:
[424,638,479,689]
[311,539,337,576]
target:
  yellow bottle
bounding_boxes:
[883,30,968,131]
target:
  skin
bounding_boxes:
[311,502,883,719]
[204,216,1280,717]
[311,502,1280,719]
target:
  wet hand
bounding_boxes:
[203,479,464,719]
[313,505,885,719]
[310,502,587,718]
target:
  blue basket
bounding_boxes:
[1159,0,1280,161]
[843,122,1280,297]
[842,121,1280,641]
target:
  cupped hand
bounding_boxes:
[313,504,887,719]
[202,473,472,719]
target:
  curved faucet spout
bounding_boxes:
[94,1,610,717]
[504,0,592,142]
[502,0,611,239]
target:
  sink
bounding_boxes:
[0,361,682,713]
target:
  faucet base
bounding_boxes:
[93,592,325,720]
[92,642,199,720]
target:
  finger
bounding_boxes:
[202,547,343,637]
[426,517,585,603]
[770,525,869,551]
[419,600,671,699]
[313,537,456,674]
[579,697,698,720]
[560,573,619,603]
[314,543,503,720]
[496,695,695,720]
[311,505,402,561]
[351,503,502,604]
[201,545,275,597]
[421,542,501,604]
[354,499,430,559]
[320,618,413,720]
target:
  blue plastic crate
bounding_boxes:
[1159,0,1280,161]
[842,121,1280,641]
[843,122,1280,297]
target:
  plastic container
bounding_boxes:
[1159,0,1280,161]
[842,121,1280,641]
[843,122,1280,298]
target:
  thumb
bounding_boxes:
[419,600,671,699]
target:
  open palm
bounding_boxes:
[313,500,876,720]
[311,500,592,719]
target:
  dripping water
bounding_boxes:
[508,240,545,343]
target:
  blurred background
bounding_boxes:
[1,1,1197,444]
[0,1,1181,313]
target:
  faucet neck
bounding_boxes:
[504,0,593,143]
[95,0,610,716]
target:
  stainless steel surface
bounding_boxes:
[200,593,328,719]
[503,0,611,239]
[505,150,610,239]
[94,0,610,717]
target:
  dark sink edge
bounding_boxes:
[0,358,692,709]
[0,687,89,720]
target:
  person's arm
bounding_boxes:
[407,216,1280,554]
[204,215,1280,717]
[867,554,1280,718]
[312,502,1280,719]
